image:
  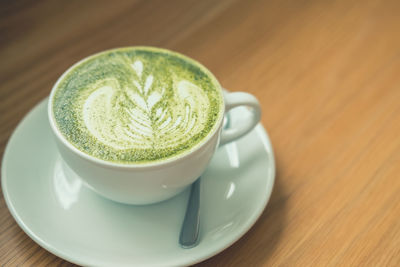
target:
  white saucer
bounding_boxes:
[1,98,275,267]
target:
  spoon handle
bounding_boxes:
[179,177,201,248]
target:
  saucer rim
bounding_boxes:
[1,98,275,266]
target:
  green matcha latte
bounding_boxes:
[52,47,224,164]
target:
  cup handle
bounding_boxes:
[220,92,261,146]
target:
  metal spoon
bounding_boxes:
[179,177,201,248]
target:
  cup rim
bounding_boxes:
[48,46,225,170]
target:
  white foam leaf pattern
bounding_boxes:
[147,91,162,110]
[82,60,210,150]
[143,75,153,95]
[131,60,143,77]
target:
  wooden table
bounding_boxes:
[1,0,400,265]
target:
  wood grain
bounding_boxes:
[1,0,400,266]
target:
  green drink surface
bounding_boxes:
[52,47,224,164]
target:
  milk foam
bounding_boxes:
[52,47,223,163]
[82,60,209,150]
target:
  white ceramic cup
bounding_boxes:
[48,58,261,205]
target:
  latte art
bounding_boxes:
[52,47,223,163]
[82,61,210,150]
